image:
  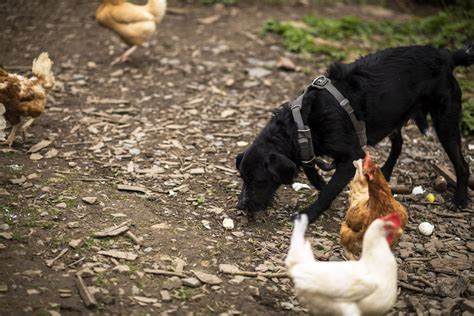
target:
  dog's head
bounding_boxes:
[235,145,298,216]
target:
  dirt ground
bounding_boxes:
[0,0,473,315]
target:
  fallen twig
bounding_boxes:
[221,270,288,278]
[76,274,97,308]
[125,231,143,245]
[94,221,130,237]
[399,281,424,293]
[143,268,188,278]
[409,275,436,289]
[46,248,68,267]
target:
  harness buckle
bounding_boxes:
[311,75,330,89]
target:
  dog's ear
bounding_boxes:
[235,152,244,171]
[265,153,298,184]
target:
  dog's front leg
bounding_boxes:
[299,160,356,223]
[302,166,326,190]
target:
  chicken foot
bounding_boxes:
[111,45,138,65]
[20,117,35,142]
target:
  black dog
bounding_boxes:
[236,44,472,223]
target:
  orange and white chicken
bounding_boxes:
[340,152,408,259]
[286,213,401,316]
[96,0,167,65]
[0,53,55,147]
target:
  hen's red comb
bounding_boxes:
[381,213,402,229]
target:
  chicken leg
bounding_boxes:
[111,45,138,65]
[1,124,20,147]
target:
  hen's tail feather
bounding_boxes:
[451,43,474,68]
[32,53,55,90]
[147,0,167,23]
[286,214,315,270]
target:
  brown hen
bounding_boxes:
[340,152,408,259]
[0,53,55,147]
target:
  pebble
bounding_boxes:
[69,239,83,249]
[160,290,171,302]
[82,197,97,204]
[182,277,201,288]
[112,265,130,274]
[67,222,80,229]
[55,202,67,209]
[162,276,182,290]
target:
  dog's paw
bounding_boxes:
[451,194,468,210]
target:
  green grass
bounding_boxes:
[262,9,474,134]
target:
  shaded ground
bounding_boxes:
[0,0,473,315]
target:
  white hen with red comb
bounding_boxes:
[286,214,400,316]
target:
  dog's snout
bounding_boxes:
[237,185,249,210]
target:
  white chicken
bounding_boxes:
[286,213,401,316]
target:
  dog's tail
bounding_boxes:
[451,43,474,68]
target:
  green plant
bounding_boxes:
[461,99,474,135]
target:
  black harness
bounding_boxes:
[290,75,367,170]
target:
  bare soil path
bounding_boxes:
[0,1,472,315]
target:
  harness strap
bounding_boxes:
[312,76,367,147]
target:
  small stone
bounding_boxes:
[189,168,205,175]
[281,302,294,310]
[0,284,8,293]
[428,309,442,316]
[55,202,67,209]
[133,296,158,304]
[67,222,80,229]
[162,276,182,290]
[182,277,201,288]
[112,265,130,273]
[0,232,12,240]
[434,176,448,192]
[82,197,97,204]
[160,290,171,302]
[27,289,41,295]
[219,264,240,274]
[69,239,83,249]
[30,153,43,160]
[463,300,474,312]
[232,231,244,238]
[247,67,271,78]
[193,271,222,285]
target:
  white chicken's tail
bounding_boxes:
[147,0,167,23]
[32,52,55,90]
[285,214,315,270]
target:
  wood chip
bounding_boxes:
[28,140,52,153]
[117,184,148,194]
[143,268,187,278]
[98,250,137,261]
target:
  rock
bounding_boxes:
[27,289,41,295]
[160,290,171,302]
[30,153,43,160]
[9,176,26,185]
[281,302,294,310]
[247,67,271,78]
[218,264,240,274]
[437,273,469,298]
[55,202,67,209]
[112,265,130,274]
[69,239,83,249]
[441,297,458,311]
[276,56,296,71]
[67,222,80,229]
[232,231,244,238]
[0,284,8,293]
[193,271,222,285]
[466,242,474,252]
[434,176,448,191]
[189,168,205,175]
[182,277,201,288]
[162,276,182,290]
[82,197,97,204]
[463,300,474,312]
[0,232,12,240]
[427,308,442,316]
